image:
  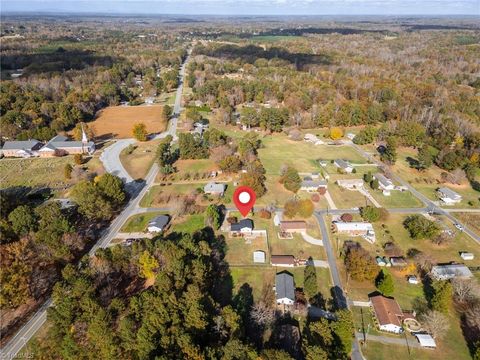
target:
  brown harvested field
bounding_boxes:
[91,105,167,139]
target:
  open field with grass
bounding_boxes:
[225,235,269,266]
[369,189,423,208]
[328,185,373,209]
[121,212,205,234]
[258,135,366,176]
[0,155,104,191]
[389,147,480,208]
[455,213,480,236]
[90,105,167,139]
[120,140,160,180]
[140,181,234,207]
[230,265,333,304]
[171,214,205,234]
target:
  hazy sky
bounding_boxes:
[1,0,479,15]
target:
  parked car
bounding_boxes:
[454,223,464,231]
[408,275,419,285]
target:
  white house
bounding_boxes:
[437,187,462,205]
[334,159,354,173]
[147,215,170,233]
[431,264,473,280]
[333,221,376,243]
[374,173,394,196]
[275,272,295,305]
[370,294,404,334]
[336,179,364,190]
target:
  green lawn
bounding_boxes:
[228,211,327,261]
[171,214,205,233]
[0,157,72,189]
[258,134,366,176]
[369,189,423,208]
[328,185,373,209]
[140,182,234,207]
[121,211,167,232]
[390,147,480,208]
[229,265,332,304]
[225,235,269,266]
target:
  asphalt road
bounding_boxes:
[0,52,190,360]
[350,142,480,244]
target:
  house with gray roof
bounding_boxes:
[431,264,473,280]
[230,219,254,234]
[275,272,295,305]
[1,139,43,158]
[300,179,327,192]
[437,187,462,205]
[334,159,354,173]
[374,173,394,195]
[204,182,226,196]
[147,215,170,233]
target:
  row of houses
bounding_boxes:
[1,131,95,158]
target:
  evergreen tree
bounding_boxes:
[304,260,318,301]
[376,269,395,296]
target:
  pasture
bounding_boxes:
[91,105,167,139]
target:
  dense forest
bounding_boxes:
[0,19,187,141]
[27,229,353,360]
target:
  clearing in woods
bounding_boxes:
[91,105,167,139]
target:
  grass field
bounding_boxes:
[171,214,205,233]
[230,265,332,303]
[140,181,234,207]
[0,156,104,191]
[455,213,480,236]
[119,140,160,180]
[258,135,366,176]
[90,105,167,139]
[225,235,270,266]
[121,212,205,234]
[369,189,423,208]
[328,185,373,209]
[390,147,480,208]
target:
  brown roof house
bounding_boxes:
[280,221,307,234]
[271,255,296,267]
[370,294,404,334]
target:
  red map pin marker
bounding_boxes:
[233,186,256,217]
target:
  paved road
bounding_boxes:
[99,138,135,183]
[0,52,191,360]
[350,143,480,244]
[314,212,366,360]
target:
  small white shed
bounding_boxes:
[253,250,266,263]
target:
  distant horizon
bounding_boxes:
[1,0,479,16]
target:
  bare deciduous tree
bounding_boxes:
[250,302,275,326]
[452,278,480,304]
[419,310,450,339]
[414,252,434,272]
[465,304,480,330]
[446,169,466,185]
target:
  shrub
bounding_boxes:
[73,153,83,165]
[311,194,320,202]
[259,209,272,219]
